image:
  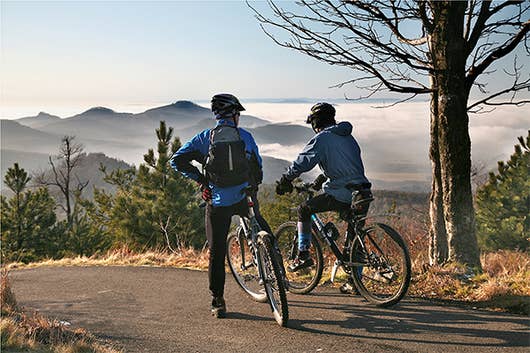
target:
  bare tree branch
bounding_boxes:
[248,0,433,96]
[467,19,530,88]
[468,59,530,112]
[32,136,88,224]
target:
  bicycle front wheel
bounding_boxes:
[275,221,323,294]
[350,223,411,307]
[226,228,267,303]
[257,231,289,327]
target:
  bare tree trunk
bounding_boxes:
[429,90,448,265]
[430,1,481,269]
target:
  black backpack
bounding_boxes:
[204,125,250,187]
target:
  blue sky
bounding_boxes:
[1,1,528,115]
[1,1,355,109]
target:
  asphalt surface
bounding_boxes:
[10,266,530,353]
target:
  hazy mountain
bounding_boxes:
[19,101,270,145]
[1,149,52,186]
[249,123,314,145]
[261,156,291,183]
[3,100,437,194]
[75,153,132,195]
[370,179,430,193]
[1,150,131,195]
[135,101,212,129]
[36,107,148,141]
[65,107,134,121]
[1,119,64,153]
[15,112,61,129]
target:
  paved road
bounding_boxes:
[10,266,530,353]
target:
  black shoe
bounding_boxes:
[288,251,314,272]
[211,297,226,318]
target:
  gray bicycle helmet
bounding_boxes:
[306,102,336,131]
[211,93,245,118]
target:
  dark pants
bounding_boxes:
[297,193,351,223]
[297,193,350,251]
[205,194,271,298]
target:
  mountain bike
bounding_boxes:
[226,187,289,326]
[276,182,411,307]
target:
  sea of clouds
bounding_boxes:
[2,101,527,184]
[244,102,529,183]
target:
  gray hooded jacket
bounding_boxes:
[285,121,369,203]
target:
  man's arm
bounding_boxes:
[240,129,264,186]
[248,133,264,185]
[284,137,321,180]
[170,131,208,185]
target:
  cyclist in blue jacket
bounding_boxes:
[276,102,371,293]
[170,94,272,318]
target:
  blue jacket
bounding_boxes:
[285,121,370,203]
[170,119,263,207]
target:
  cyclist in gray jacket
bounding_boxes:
[276,103,371,292]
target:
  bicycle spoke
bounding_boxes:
[275,221,323,294]
[351,223,411,307]
[227,231,267,303]
[258,233,289,327]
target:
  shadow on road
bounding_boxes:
[287,293,529,348]
[224,311,271,322]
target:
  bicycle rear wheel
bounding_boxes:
[226,228,267,303]
[350,223,411,307]
[257,231,289,327]
[275,221,323,294]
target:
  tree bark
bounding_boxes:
[430,1,481,269]
[428,87,448,265]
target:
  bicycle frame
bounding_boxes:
[236,195,265,277]
[310,213,366,267]
[294,184,370,282]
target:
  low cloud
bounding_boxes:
[246,102,528,182]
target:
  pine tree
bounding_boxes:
[476,131,530,251]
[1,164,57,262]
[87,121,204,250]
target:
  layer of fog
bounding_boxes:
[244,102,529,182]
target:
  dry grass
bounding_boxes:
[411,250,530,314]
[1,269,18,315]
[6,246,210,272]
[1,270,121,353]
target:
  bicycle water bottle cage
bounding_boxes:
[323,222,340,241]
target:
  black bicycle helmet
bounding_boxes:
[306,102,336,131]
[211,93,245,118]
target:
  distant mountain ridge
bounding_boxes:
[3,100,432,192]
[15,112,62,129]
[2,101,300,186]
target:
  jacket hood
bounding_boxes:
[327,121,352,136]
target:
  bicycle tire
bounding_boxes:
[350,223,411,307]
[275,221,323,294]
[226,228,267,303]
[257,231,289,327]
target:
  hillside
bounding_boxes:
[1,119,65,153]
[15,112,61,129]
[1,152,132,198]
[249,123,314,145]
[261,156,291,183]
